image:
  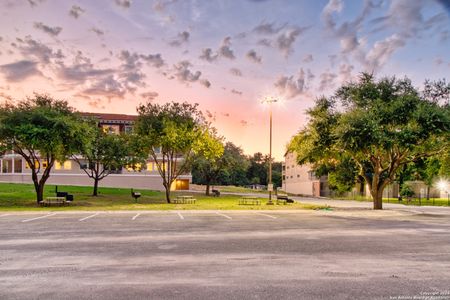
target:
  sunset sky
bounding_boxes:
[0,0,449,160]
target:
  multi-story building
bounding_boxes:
[0,113,191,191]
[282,151,329,197]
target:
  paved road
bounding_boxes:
[1,210,449,300]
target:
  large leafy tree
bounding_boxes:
[134,102,207,203]
[0,94,90,203]
[72,127,136,196]
[290,74,449,209]
[191,129,225,195]
[215,142,250,186]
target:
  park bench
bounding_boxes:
[55,186,74,203]
[173,195,196,204]
[276,194,294,204]
[56,191,74,202]
[239,196,261,205]
[40,197,67,206]
[212,189,220,197]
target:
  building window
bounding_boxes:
[282,175,285,180]
[308,171,316,180]
[124,126,133,134]
[64,161,72,170]
[297,174,300,178]
[26,161,39,169]
[153,146,161,154]
[126,163,142,172]
[55,161,72,170]
[102,125,120,134]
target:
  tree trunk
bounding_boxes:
[93,178,99,196]
[372,190,383,210]
[426,186,430,201]
[36,183,45,204]
[35,173,50,204]
[164,185,171,203]
[32,174,47,204]
[31,171,41,204]
[367,177,384,210]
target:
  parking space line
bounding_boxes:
[132,213,141,220]
[22,213,57,223]
[254,212,277,219]
[215,212,232,220]
[177,212,184,220]
[79,213,99,222]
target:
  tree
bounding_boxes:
[72,127,133,196]
[0,94,90,203]
[290,74,449,209]
[271,161,282,189]
[134,102,207,203]
[215,142,250,186]
[191,129,225,195]
[247,152,268,186]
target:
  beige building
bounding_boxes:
[282,151,329,197]
[0,113,191,191]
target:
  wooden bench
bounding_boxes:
[173,195,196,204]
[239,196,261,205]
[40,197,67,206]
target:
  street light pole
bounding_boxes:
[263,97,277,205]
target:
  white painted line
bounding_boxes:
[215,212,232,220]
[177,212,184,220]
[22,213,57,223]
[254,212,277,219]
[132,213,141,220]
[0,214,10,217]
[79,213,99,222]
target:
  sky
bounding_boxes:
[0,0,449,161]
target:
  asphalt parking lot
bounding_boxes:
[1,209,449,300]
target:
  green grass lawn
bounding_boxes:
[0,182,322,211]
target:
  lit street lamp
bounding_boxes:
[262,97,278,205]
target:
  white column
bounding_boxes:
[0,159,3,174]
[11,158,14,174]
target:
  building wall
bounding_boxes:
[0,173,191,191]
[282,152,323,196]
[0,155,191,191]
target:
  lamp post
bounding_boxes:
[262,97,278,205]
